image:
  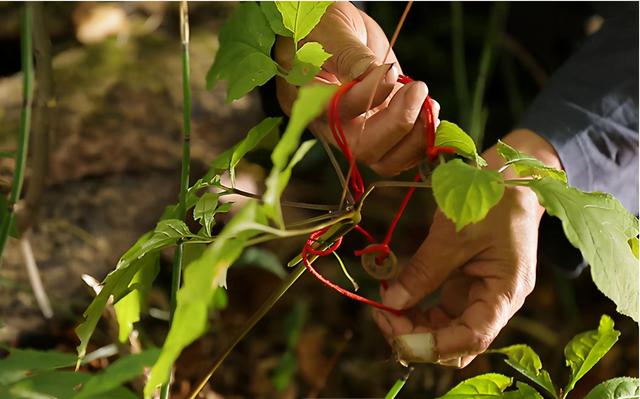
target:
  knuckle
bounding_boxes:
[469,331,493,354]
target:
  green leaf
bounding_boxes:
[285,42,331,86]
[583,377,640,399]
[73,349,160,398]
[0,349,76,385]
[435,120,487,167]
[629,237,638,259]
[113,253,160,342]
[563,315,621,396]
[488,345,556,398]
[260,1,291,36]
[194,193,219,236]
[526,178,639,320]
[264,139,317,227]
[207,2,278,101]
[275,1,333,44]
[437,373,513,398]
[497,140,566,182]
[432,159,505,231]
[145,201,266,397]
[503,382,545,399]
[138,219,191,256]
[234,247,286,279]
[8,371,89,398]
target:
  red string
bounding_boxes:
[303,73,456,315]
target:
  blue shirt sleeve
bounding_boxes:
[518,12,639,215]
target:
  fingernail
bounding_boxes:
[437,357,462,368]
[383,283,411,309]
[392,333,437,364]
[430,98,441,113]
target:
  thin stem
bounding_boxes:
[451,2,469,123]
[0,4,34,263]
[162,2,190,398]
[187,263,308,399]
[371,180,432,189]
[219,185,340,211]
[469,2,509,148]
[18,2,53,233]
[318,134,352,205]
[384,368,413,399]
[20,234,52,318]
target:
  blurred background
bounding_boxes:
[0,2,637,398]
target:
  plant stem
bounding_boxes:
[187,263,307,399]
[0,4,34,264]
[468,2,509,148]
[451,2,469,124]
[384,367,413,399]
[161,2,191,398]
[17,2,53,234]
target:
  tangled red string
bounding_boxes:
[303,73,456,315]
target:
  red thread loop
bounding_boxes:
[306,73,454,315]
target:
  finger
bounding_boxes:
[382,212,479,310]
[370,114,425,176]
[306,3,378,82]
[346,81,429,166]
[434,287,512,360]
[359,9,400,65]
[339,63,399,120]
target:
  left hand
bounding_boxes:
[372,129,562,367]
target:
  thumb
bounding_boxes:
[306,5,378,82]
[382,217,468,310]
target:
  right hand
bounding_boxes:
[274,2,440,177]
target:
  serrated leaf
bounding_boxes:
[264,139,316,227]
[275,1,333,44]
[437,373,513,398]
[563,315,621,396]
[488,345,556,398]
[194,193,219,236]
[583,377,640,399]
[435,120,487,167]
[73,349,159,398]
[0,349,76,385]
[145,201,266,397]
[432,159,505,231]
[527,178,639,320]
[137,219,191,258]
[207,2,278,101]
[113,253,160,342]
[285,42,331,86]
[497,140,566,182]
[260,1,291,36]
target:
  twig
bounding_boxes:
[187,263,308,399]
[19,235,52,318]
[17,2,53,233]
[219,185,340,212]
[0,4,34,264]
[160,2,191,398]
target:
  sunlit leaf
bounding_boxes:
[285,42,331,86]
[527,178,639,321]
[275,1,333,44]
[264,139,316,227]
[497,140,566,182]
[432,159,505,231]
[260,1,291,36]
[145,201,266,397]
[73,349,159,398]
[437,373,513,398]
[583,377,640,399]
[435,120,487,167]
[207,2,278,101]
[113,253,160,342]
[488,344,556,398]
[194,193,219,236]
[564,315,621,396]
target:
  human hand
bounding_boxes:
[373,129,563,367]
[274,2,440,176]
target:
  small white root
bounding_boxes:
[20,236,53,319]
